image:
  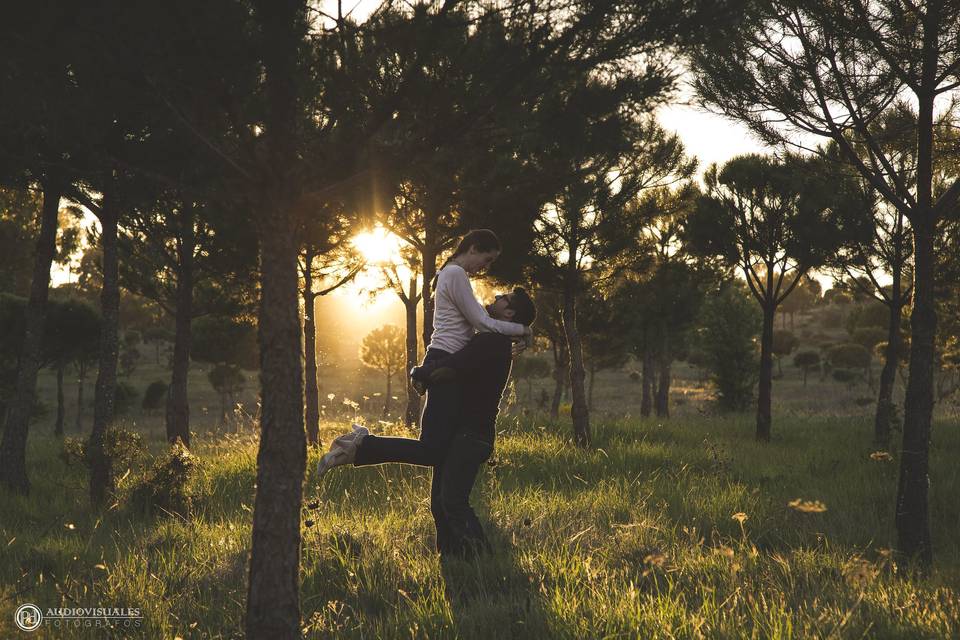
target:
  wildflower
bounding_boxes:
[869,451,894,462]
[787,498,827,513]
[732,512,749,524]
[843,557,877,588]
[327,393,335,401]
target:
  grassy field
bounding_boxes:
[1,410,958,639]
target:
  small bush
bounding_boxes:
[628,370,641,382]
[61,426,147,493]
[115,381,139,415]
[832,369,859,387]
[129,440,199,518]
[142,381,168,412]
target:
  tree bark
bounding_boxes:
[756,303,775,442]
[0,178,61,494]
[384,371,392,417]
[55,365,65,436]
[420,239,438,349]
[656,357,671,419]
[550,341,568,418]
[89,191,120,506]
[303,250,320,446]
[562,274,590,448]
[403,276,420,427]
[655,326,670,418]
[894,59,940,564]
[166,201,194,447]
[245,2,307,636]
[874,278,903,447]
[640,343,653,418]
[75,361,86,431]
[896,217,935,566]
[587,364,596,411]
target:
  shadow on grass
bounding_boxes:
[439,522,556,640]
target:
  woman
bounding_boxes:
[317,229,530,553]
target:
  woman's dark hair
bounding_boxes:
[451,229,501,258]
[432,229,502,288]
[510,287,537,326]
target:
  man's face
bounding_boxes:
[486,292,516,321]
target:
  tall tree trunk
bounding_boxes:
[0,178,61,495]
[561,273,590,448]
[75,361,86,431]
[641,343,654,418]
[894,67,939,564]
[897,217,935,565]
[756,303,775,442]
[421,239,438,349]
[587,364,596,411]
[403,278,420,427]
[550,341,568,418]
[655,326,670,418]
[874,267,903,447]
[384,371,391,417]
[303,251,320,446]
[166,201,194,447]
[55,365,65,436]
[656,359,671,419]
[246,2,307,636]
[89,193,120,506]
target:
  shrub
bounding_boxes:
[832,368,859,387]
[114,381,140,415]
[124,329,142,347]
[61,425,147,493]
[697,283,760,412]
[142,381,168,412]
[628,370,641,382]
[819,307,844,328]
[827,343,871,372]
[793,350,821,385]
[129,440,199,518]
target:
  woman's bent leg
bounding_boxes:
[353,435,436,467]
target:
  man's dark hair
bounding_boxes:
[510,287,537,326]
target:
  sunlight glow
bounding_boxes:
[352,226,404,266]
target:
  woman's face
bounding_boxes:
[462,247,500,274]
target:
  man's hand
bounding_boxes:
[512,326,533,356]
[511,339,528,357]
[409,366,427,396]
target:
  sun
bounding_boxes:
[352,226,404,266]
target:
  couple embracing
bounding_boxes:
[317,229,537,558]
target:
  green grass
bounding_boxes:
[1,413,958,639]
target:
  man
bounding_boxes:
[410,287,537,556]
[316,287,537,558]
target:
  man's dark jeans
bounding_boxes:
[432,431,493,556]
[352,347,492,554]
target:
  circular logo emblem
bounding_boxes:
[14,604,43,632]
